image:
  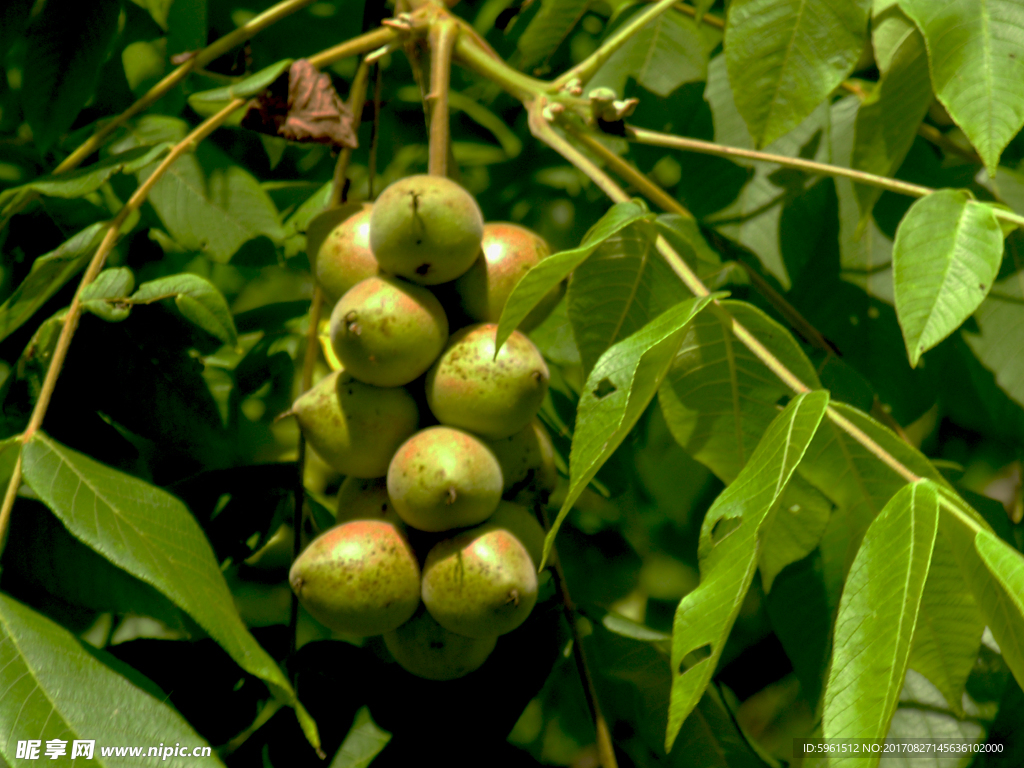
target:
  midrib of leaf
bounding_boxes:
[981,0,994,154]
[0,619,67,738]
[607,235,655,356]
[721,317,744,467]
[638,15,666,84]
[917,204,972,348]
[762,0,808,142]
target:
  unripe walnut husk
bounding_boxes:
[426,323,550,440]
[314,203,378,304]
[421,515,539,638]
[383,607,496,680]
[387,426,503,532]
[289,520,420,636]
[369,175,484,285]
[330,275,448,387]
[291,370,418,478]
[454,222,563,331]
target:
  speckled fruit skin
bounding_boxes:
[292,370,419,478]
[383,608,496,680]
[486,419,558,499]
[369,175,484,285]
[454,222,563,331]
[426,323,550,440]
[387,426,503,532]
[329,275,449,387]
[336,477,396,523]
[289,520,420,635]
[422,519,539,638]
[484,501,546,567]
[315,203,377,304]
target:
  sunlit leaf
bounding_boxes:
[188,59,294,118]
[901,0,1024,173]
[20,433,319,750]
[893,190,1004,366]
[133,273,238,345]
[724,0,871,148]
[496,200,652,352]
[971,529,1024,690]
[0,593,222,767]
[542,294,718,567]
[667,390,829,750]
[659,299,821,483]
[823,480,939,755]
[567,222,689,375]
[759,475,832,593]
[329,707,392,768]
[964,269,1024,410]
[81,267,136,323]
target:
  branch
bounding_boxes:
[427,18,459,176]
[625,125,1024,230]
[0,98,248,557]
[551,0,680,91]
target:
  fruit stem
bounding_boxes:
[0,98,249,556]
[427,18,459,176]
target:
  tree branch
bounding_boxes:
[0,98,248,557]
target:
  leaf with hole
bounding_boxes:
[19,433,319,751]
[893,190,1004,367]
[666,389,829,750]
[542,294,718,568]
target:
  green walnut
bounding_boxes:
[314,203,378,304]
[336,476,396,524]
[421,515,538,638]
[426,323,549,440]
[387,426,503,532]
[383,608,497,680]
[454,222,563,331]
[486,419,558,504]
[329,275,449,387]
[291,370,419,478]
[289,520,420,635]
[369,175,484,285]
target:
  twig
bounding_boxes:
[307,26,400,69]
[0,98,248,558]
[427,18,459,176]
[552,0,679,91]
[674,2,724,28]
[917,123,984,164]
[623,125,1024,231]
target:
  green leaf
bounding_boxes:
[758,475,832,593]
[971,529,1024,691]
[964,270,1024,410]
[329,707,392,768]
[122,38,167,93]
[589,10,720,97]
[81,267,136,323]
[822,480,939,755]
[900,0,1024,174]
[852,10,932,219]
[0,145,171,215]
[188,59,294,117]
[542,294,718,567]
[0,593,222,767]
[908,519,985,716]
[21,0,121,152]
[0,223,105,344]
[724,0,871,148]
[705,56,832,288]
[797,403,945,571]
[517,0,589,70]
[658,299,822,483]
[133,273,238,345]
[19,433,319,750]
[131,0,174,29]
[496,200,652,352]
[666,390,830,750]
[567,222,689,375]
[893,190,1004,366]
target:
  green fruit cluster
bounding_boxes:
[290,175,561,680]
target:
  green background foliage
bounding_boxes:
[1,0,1023,766]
